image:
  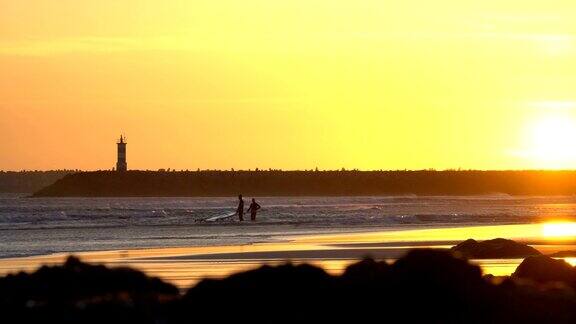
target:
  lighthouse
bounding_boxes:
[116,135,127,172]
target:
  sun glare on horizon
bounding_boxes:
[525,112,576,169]
[542,222,576,239]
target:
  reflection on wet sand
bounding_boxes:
[1,223,575,289]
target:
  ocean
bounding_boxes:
[2,194,576,258]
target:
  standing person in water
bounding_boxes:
[236,195,245,221]
[247,198,261,221]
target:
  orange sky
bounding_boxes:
[1,0,576,170]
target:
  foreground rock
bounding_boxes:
[4,250,576,323]
[180,250,495,323]
[0,256,178,323]
[0,256,178,303]
[513,255,576,286]
[451,238,542,259]
[549,250,576,258]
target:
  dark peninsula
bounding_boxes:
[32,169,576,197]
[0,170,74,193]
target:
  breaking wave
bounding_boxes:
[1,195,576,258]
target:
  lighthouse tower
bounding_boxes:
[116,135,127,172]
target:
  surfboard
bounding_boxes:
[204,212,237,222]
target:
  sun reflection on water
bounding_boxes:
[563,258,576,267]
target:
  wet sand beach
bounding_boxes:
[1,223,575,289]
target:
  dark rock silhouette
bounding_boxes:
[176,249,544,323]
[0,256,178,302]
[549,250,576,258]
[341,257,390,284]
[0,256,178,323]
[4,247,576,323]
[451,238,542,259]
[177,263,336,323]
[513,255,576,286]
[383,249,497,322]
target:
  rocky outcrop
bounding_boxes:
[513,255,576,286]
[0,256,178,304]
[451,238,542,259]
[4,250,576,323]
[549,251,576,258]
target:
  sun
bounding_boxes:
[542,222,576,239]
[527,114,576,169]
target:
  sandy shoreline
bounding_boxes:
[1,223,575,289]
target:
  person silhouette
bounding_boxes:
[247,198,261,221]
[237,195,245,221]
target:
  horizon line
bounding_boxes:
[4,168,576,173]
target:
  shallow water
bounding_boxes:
[2,194,576,258]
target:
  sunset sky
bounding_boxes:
[1,0,576,170]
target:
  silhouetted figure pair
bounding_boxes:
[237,195,261,221]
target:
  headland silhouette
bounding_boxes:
[31,169,576,197]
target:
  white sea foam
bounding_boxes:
[1,195,576,258]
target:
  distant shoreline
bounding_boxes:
[32,170,576,197]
